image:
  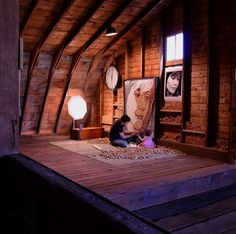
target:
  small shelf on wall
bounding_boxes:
[160,122,181,127]
[182,129,205,135]
[160,109,182,113]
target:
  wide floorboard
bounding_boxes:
[19,135,231,210]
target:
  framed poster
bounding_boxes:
[124,78,156,134]
[164,66,182,101]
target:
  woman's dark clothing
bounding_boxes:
[109,120,137,147]
[109,120,123,141]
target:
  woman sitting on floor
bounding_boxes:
[109,114,138,148]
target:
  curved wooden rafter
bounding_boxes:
[53,0,134,133]
[36,0,105,133]
[20,0,75,133]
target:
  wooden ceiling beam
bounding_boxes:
[20,0,39,37]
[84,0,165,92]
[53,0,134,133]
[20,0,75,133]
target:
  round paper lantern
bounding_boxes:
[67,96,87,120]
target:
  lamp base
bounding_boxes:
[70,127,104,140]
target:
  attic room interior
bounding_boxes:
[0,0,236,233]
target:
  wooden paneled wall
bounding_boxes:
[21,53,53,134]
[102,0,234,155]
[144,21,161,77]
[40,55,73,134]
[18,0,234,157]
[229,0,236,161]
[20,51,104,135]
[0,0,19,156]
[186,0,208,145]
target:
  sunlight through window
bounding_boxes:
[166,33,183,61]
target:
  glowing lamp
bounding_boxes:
[67,96,87,128]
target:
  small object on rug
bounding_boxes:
[128,143,137,148]
[91,144,102,151]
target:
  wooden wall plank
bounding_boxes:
[37,0,105,133]
[20,0,75,133]
[0,0,19,155]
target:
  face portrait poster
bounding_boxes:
[124,78,156,134]
[164,66,182,101]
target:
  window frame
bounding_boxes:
[166,32,183,62]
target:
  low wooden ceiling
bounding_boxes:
[20,0,171,58]
[19,0,173,135]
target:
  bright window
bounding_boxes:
[166,33,183,61]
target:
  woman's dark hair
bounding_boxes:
[121,114,131,123]
[170,71,181,80]
[144,129,152,136]
[165,71,182,96]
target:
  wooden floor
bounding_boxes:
[19,135,234,211]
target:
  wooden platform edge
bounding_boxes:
[157,140,229,163]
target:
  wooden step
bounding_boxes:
[136,184,236,233]
[135,183,236,221]
[159,197,236,233]
[108,164,236,210]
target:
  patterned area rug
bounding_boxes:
[50,138,184,166]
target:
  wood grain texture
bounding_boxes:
[19,135,228,210]
[18,0,234,163]
[0,0,19,155]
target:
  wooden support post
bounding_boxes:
[205,0,219,147]
[0,0,19,155]
[156,13,165,139]
[181,0,192,143]
[206,0,213,147]
[100,72,104,127]
[159,12,165,109]
[229,0,236,162]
